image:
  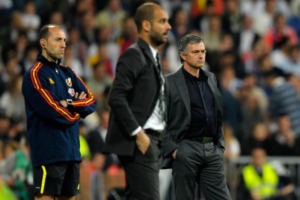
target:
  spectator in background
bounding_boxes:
[264,13,298,50]
[48,11,67,33]
[95,0,127,41]
[223,123,241,161]
[0,75,25,123]
[80,10,98,47]
[275,44,300,77]
[263,68,300,137]
[168,6,190,43]
[0,140,33,200]
[0,11,25,48]
[201,15,223,52]
[67,26,88,75]
[63,46,84,78]
[20,43,39,74]
[270,36,293,74]
[252,0,279,36]
[239,147,295,200]
[238,89,266,142]
[0,112,11,141]
[88,42,114,78]
[233,14,260,60]
[221,0,242,34]
[265,114,300,156]
[87,106,119,171]
[118,15,138,54]
[220,65,243,137]
[241,73,269,114]
[93,26,121,73]
[241,123,269,155]
[3,56,22,85]
[86,60,112,110]
[21,1,40,42]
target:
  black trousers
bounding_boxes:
[118,134,161,200]
[172,139,232,200]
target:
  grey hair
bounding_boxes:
[177,34,204,63]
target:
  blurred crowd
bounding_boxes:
[0,0,300,199]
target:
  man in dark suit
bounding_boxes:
[104,2,171,200]
[161,34,232,200]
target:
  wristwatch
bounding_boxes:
[66,99,73,108]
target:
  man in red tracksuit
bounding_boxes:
[22,24,97,200]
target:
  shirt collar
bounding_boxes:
[149,45,158,61]
[182,67,207,81]
[37,54,62,66]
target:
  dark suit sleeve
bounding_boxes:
[108,49,144,135]
[212,74,225,150]
[161,75,179,157]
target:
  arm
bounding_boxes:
[22,63,80,126]
[108,49,144,135]
[66,68,97,118]
[161,76,178,158]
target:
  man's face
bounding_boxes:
[149,7,171,46]
[181,42,206,70]
[252,148,266,167]
[41,27,66,61]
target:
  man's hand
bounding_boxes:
[75,91,87,99]
[60,100,67,107]
[60,91,86,108]
[136,130,150,155]
[172,149,177,159]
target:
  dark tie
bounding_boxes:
[156,53,167,123]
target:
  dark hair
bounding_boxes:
[135,2,159,33]
[177,34,204,63]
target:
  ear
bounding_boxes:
[179,52,186,62]
[40,39,46,49]
[142,20,151,32]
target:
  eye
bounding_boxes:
[200,50,207,54]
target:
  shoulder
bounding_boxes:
[203,70,215,78]
[166,68,182,80]
[25,61,46,80]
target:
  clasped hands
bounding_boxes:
[60,91,86,108]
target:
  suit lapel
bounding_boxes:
[137,38,159,74]
[206,71,222,113]
[175,69,191,119]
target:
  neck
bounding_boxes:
[42,51,58,63]
[184,65,200,77]
[139,34,159,49]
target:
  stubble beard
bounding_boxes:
[150,32,167,47]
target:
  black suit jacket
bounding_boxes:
[104,38,163,156]
[161,67,225,168]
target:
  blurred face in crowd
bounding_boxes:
[278,116,291,134]
[40,26,66,62]
[251,148,266,168]
[148,5,171,47]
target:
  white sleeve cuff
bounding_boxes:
[131,126,142,136]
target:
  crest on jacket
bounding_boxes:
[66,78,72,87]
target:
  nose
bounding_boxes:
[167,22,172,30]
[62,42,66,48]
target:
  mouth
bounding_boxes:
[162,33,168,38]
